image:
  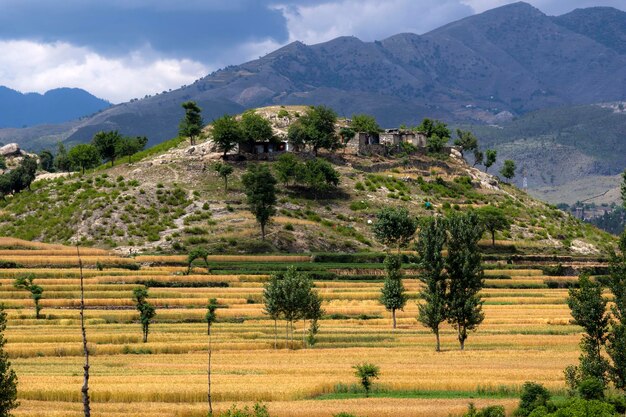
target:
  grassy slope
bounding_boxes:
[0,106,615,255]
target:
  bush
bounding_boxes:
[516,382,551,417]
[462,403,506,417]
[219,403,270,417]
[578,377,604,400]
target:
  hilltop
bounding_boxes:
[0,106,614,256]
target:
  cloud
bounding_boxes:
[273,0,473,44]
[0,40,208,103]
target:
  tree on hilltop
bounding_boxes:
[351,114,380,135]
[92,131,122,166]
[500,159,516,181]
[211,114,242,157]
[68,144,100,174]
[454,129,478,156]
[116,136,148,164]
[179,101,204,146]
[484,149,497,172]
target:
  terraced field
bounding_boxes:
[0,238,599,417]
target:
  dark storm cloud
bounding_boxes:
[0,0,289,61]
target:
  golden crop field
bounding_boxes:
[0,238,587,417]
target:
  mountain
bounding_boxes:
[5,2,625,152]
[553,7,626,54]
[0,86,111,128]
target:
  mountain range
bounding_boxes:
[1,1,625,203]
[0,86,110,129]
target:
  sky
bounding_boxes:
[0,0,623,103]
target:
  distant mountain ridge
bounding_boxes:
[2,2,625,163]
[0,86,110,128]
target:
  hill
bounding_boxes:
[0,106,613,256]
[0,86,110,128]
[456,102,626,204]
[4,2,626,152]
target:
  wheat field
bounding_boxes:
[0,239,585,417]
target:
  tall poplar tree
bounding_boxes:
[446,212,484,350]
[416,217,448,352]
[380,254,407,329]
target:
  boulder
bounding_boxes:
[0,143,20,157]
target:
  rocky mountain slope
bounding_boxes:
[4,2,626,151]
[0,106,613,255]
[0,86,110,129]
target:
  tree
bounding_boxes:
[426,134,448,154]
[68,144,101,174]
[500,159,516,181]
[0,157,5,170]
[214,162,234,192]
[306,290,324,347]
[211,114,242,157]
[353,363,380,397]
[380,254,407,329]
[351,114,380,135]
[240,111,274,145]
[76,246,91,417]
[8,156,37,193]
[298,105,340,155]
[0,176,11,200]
[446,211,484,350]
[263,274,282,349]
[607,234,626,390]
[0,306,18,417]
[567,275,610,389]
[54,142,71,172]
[484,149,497,172]
[339,127,356,151]
[301,158,340,198]
[241,164,277,240]
[92,131,122,166]
[416,217,448,352]
[416,118,450,140]
[372,207,418,251]
[38,149,54,172]
[263,267,320,349]
[274,153,301,186]
[179,101,204,146]
[133,287,156,343]
[454,129,478,155]
[14,273,43,319]
[186,248,209,275]
[473,149,484,167]
[286,122,308,152]
[476,206,511,246]
[116,136,148,164]
[206,298,218,416]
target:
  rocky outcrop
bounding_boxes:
[0,143,20,157]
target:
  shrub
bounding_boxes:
[516,382,551,417]
[578,377,604,400]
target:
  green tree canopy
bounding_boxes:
[454,129,478,155]
[211,114,243,157]
[0,306,18,417]
[68,144,101,174]
[380,254,407,329]
[133,287,156,343]
[54,142,71,172]
[417,118,450,139]
[240,111,274,144]
[416,217,448,351]
[301,158,340,198]
[92,130,123,166]
[476,206,511,246]
[116,136,148,164]
[372,207,418,251]
[38,149,54,172]
[446,211,484,350]
[353,363,380,397]
[297,105,340,155]
[484,149,497,172]
[179,101,204,145]
[351,114,380,135]
[274,153,301,186]
[241,163,277,240]
[500,159,516,181]
[214,162,234,192]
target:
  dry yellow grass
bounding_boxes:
[0,240,586,417]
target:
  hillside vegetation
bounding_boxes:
[0,106,614,256]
